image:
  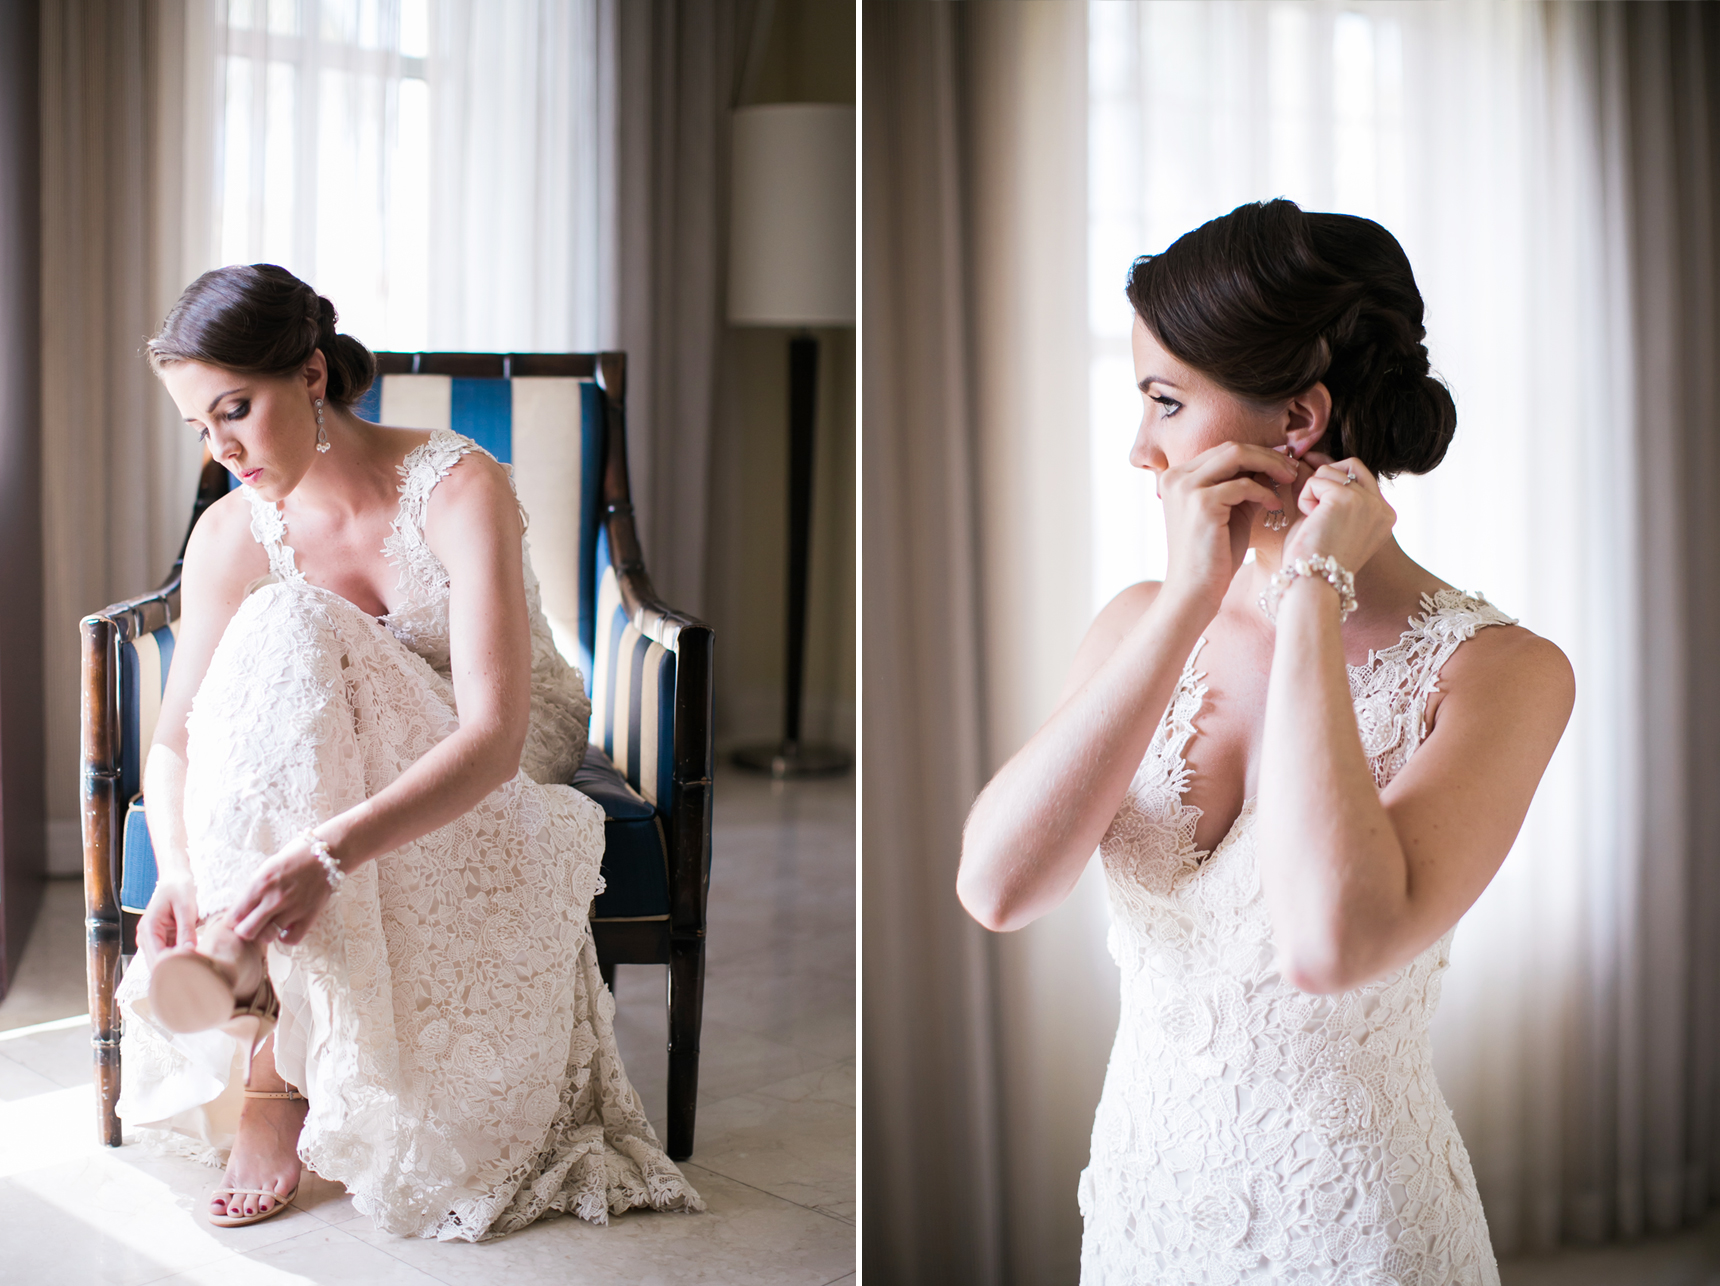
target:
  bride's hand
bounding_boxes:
[1281,452,1397,573]
[1159,441,1298,614]
[229,835,337,947]
[139,877,199,965]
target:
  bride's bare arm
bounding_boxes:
[138,493,267,960]
[957,583,1210,932]
[229,453,533,943]
[1257,461,1575,994]
[959,440,1292,933]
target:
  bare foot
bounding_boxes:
[213,1033,307,1221]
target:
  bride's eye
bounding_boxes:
[1150,394,1181,418]
[225,400,250,422]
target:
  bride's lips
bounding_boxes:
[239,466,262,484]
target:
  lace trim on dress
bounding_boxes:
[242,487,304,583]
[382,428,476,617]
[1348,588,1517,788]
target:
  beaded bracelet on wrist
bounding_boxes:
[302,829,345,892]
[1257,554,1358,623]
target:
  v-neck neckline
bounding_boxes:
[1160,595,1468,867]
[247,433,435,624]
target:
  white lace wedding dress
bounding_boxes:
[115,428,703,1240]
[1079,591,1514,1285]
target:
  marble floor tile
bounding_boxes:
[0,1047,63,1101]
[691,1062,855,1223]
[0,878,90,1032]
[0,1133,323,1286]
[0,1019,99,1090]
[340,1164,852,1286]
[150,1223,451,1285]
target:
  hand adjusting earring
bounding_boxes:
[314,398,330,454]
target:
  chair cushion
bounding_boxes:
[355,373,605,679]
[573,746,671,921]
[118,749,672,921]
[119,795,156,914]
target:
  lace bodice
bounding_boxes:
[1080,590,1516,1285]
[242,429,590,784]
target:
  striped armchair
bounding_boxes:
[81,352,714,1160]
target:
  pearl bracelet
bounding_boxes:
[1257,554,1358,623]
[302,829,345,892]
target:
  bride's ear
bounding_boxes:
[1282,382,1332,458]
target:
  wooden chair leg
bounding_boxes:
[665,934,705,1161]
[86,915,123,1147]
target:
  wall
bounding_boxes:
[705,0,856,755]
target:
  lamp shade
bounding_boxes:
[728,104,856,327]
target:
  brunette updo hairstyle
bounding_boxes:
[146,264,376,407]
[1125,200,1455,478]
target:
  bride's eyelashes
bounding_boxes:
[1150,393,1182,418]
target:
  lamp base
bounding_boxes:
[731,741,852,779]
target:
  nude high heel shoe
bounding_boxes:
[147,917,269,1035]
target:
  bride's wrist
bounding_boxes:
[1153,579,1223,629]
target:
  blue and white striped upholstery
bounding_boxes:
[117,620,177,912]
[590,564,677,814]
[352,374,607,677]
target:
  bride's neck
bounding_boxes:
[1244,535,1442,632]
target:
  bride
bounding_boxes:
[114,263,702,1238]
[957,201,1573,1284]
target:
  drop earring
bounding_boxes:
[315,398,330,454]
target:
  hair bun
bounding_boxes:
[146,264,378,408]
[1124,200,1456,478]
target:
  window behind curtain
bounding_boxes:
[1087,2,1409,614]
[217,0,433,351]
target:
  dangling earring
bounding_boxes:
[314,398,330,454]
[1264,448,1298,531]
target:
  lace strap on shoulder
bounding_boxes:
[1354,589,1517,782]
[241,486,302,582]
[393,428,484,541]
[1405,589,1518,699]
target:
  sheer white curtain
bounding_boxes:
[205,0,615,352]
[1088,0,1720,1255]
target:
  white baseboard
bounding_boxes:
[46,820,82,878]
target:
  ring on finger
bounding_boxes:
[275,924,290,941]
[1343,467,1357,485]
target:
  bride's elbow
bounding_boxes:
[956,835,1027,934]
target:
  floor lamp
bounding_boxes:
[728,103,856,778]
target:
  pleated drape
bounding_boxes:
[860,5,1005,1282]
[39,0,213,871]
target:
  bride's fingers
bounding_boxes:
[1178,441,1298,490]
[1206,477,1282,510]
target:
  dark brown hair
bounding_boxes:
[146,264,376,407]
[1125,199,1455,478]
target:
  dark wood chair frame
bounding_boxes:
[81,351,714,1159]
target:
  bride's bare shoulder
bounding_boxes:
[1062,581,1165,697]
[1428,615,1574,734]
[177,486,270,610]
